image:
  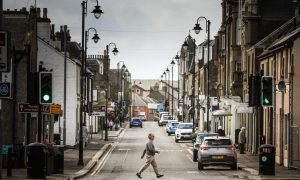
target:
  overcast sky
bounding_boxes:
[4,0,222,80]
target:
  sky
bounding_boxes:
[4,0,222,80]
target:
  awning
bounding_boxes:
[212,109,232,116]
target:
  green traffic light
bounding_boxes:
[263,98,270,104]
[43,94,50,102]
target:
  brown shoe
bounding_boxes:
[157,174,164,178]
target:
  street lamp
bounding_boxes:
[193,16,211,132]
[79,0,103,166]
[117,61,126,115]
[166,68,170,113]
[163,71,167,110]
[182,35,196,132]
[170,59,175,118]
[105,42,119,141]
[175,51,181,120]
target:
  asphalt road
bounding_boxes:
[83,121,250,180]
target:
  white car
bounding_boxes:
[158,114,172,126]
[175,123,193,143]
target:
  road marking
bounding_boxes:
[186,148,193,155]
[119,148,130,169]
[187,171,198,174]
[91,142,118,175]
[186,154,193,162]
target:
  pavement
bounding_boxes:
[237,152,300,180]
[0,123,126,180]
[1,121,300,180]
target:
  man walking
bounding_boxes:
[136,133,164,179]
[238,127,246,154]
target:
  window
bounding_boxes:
[236,18,241,45]
[222,34,225,49]
[235,61,241,72]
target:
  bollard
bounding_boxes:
[7,147,12,176]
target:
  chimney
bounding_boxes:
[21,7,27,12]
[37,8,40,18]
[43,8,47,18]
[51,24,55,40]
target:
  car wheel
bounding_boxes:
[129,125,132,128]
[168,133,170,136]
[140,125,143,128]
[175,139,179,143]
[231,163,237,170]
[193,149,198,162]
[198,162,203,170]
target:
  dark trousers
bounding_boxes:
[239,143,245,154]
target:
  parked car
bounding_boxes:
[153,112,160,121]
[138,114,147,121]
[166,120,178,130]
[166,121,179,136]
[129,117,143,128]
[158,115,172,126]
[192,133,218,162]
[175,123,193,143]
[197,136,237,170]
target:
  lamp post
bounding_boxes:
[182,35,196,132]
[79,0,103,166]
[163,71,167,110]
[104,43,119,141]
[170,59,175,118]
[175,51,181,120]
[166,68,170,113]
[117,61,126,116]
[193,16,211,132]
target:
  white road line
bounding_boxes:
[186,148,193,155]
[121,149,129,169]
[91,142,118,175]
[186,154,193,162]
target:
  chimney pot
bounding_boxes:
[43,8,47,18]
[37,8,41,18]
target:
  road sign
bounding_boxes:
[0,31,10,72]
[178,99,184,105]
[0,82,11,98]
[18,103,50,113]
[1,144,13,155]
[51,104,61,115]
[19,103,39,113]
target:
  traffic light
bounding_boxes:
[261,76,273,106]
[248,75,261,106]
[39,72,52,104]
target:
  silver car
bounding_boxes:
[197,136,237,170]
[193,133,218,162]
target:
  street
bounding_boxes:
[83,121,251,180]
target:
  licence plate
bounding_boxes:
[211,156,224,159]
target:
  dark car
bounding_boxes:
[192,133,218,162]
[130,118,143,128]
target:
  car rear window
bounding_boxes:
[163,116,172,120]
[196,134,218,143]
[204,139,232,146]
[178,124,193,129]
[132,119,140,122]
[171,122,179,126]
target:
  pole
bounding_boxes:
[78,1,85,166]
[206,20,211,132]
[182,53,186,122]
[63,25,67,145]
[0,99,2,179]
[177,61,180,120]
[168,71,170,113]
[164,75,167,111]
[171,65,174,118]
[104,47,109,141]
[192,39,195,133]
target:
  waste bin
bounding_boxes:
[27,143,46,179]
[53,145,64,174]
[259,144,275,175]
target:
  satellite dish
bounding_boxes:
[278,80,286,92]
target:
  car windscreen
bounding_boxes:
[203,139,232,146]
[163,116,172,120]
[177,124,193,129]
[196,134,218,143]
[138,115,145,118]
[171,122,179,127]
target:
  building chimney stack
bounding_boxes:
[43,8,47,18]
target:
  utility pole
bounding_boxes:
[63,25,67,145]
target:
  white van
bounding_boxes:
[138,112,147,121]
